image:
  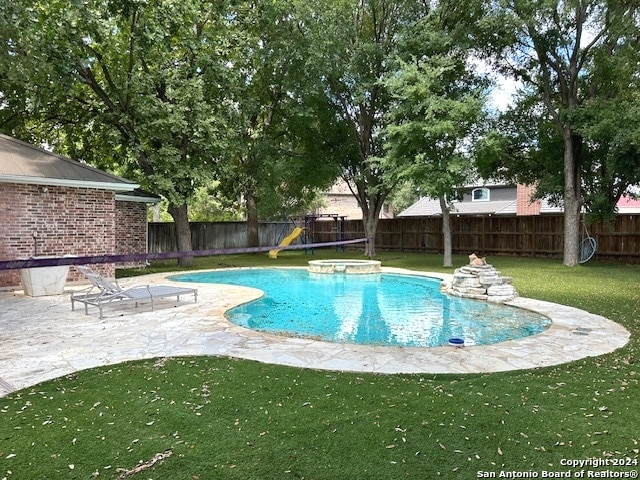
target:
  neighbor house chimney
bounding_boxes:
[516,184,541,215]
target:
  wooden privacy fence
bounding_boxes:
[149,214,640,261]
[148,221,287,252]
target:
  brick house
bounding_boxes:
[398,183,562,217]
[0,134,159,288]
[398,182,639,217]
[316,179,395,219]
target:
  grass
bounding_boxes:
[1,251,639,479]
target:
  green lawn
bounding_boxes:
[1,251,638,479]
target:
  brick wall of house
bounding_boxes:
[317,194,364,219]
[115,200,148,268]
[516,184,541,216]
[317,194,394,219]
[0,183,117,288]
[317,180,394,219]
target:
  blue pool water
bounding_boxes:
[172,268,551,347]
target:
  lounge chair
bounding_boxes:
[71,265,197,319]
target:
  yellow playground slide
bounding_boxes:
[269,227,305,259]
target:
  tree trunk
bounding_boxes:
[245,190,260,248]
[439,196,453,268]
[167,202,194,267]
[362,211,378,258]
[562,131,582,266]
[349,179,385,258]
[360,193,383,258]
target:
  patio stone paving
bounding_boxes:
[0,268,630,398]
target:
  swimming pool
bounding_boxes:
[172,268,551,347]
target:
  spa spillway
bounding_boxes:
[307,259,382,274]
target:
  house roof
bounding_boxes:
[398,197,444,217]
[0,134,138,192]
[538,198,563,214]
[116,188,161,204]
[617,195,640,213]
[398,197,518,217]
[398,194,564,217]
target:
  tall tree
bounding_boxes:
[571,18,640,219]
[574,95,640,220]
[213,0,344,246]
[1,0,233,266]
[384,58,485,267]
[303,0,425,257]
[381,5,488,267]
[476,99,566,207]
[493,0,640,265]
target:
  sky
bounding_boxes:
[489,75,520,112]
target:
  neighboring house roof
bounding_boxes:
[538,198,564,214]
[398,197,562,217]
[398,197,518,217]
[398,197,443,217]
[617,195,640,214]
[398,192,631,217]
[0,134,138,192]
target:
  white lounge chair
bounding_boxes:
[71,265,197,319]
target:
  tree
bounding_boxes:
[184,184,243,222]
[303,0,496,258]
[1,0,233,266]
[571,22,640,220]
[382,11,487,267]
[302,0,425,257]
[493,0,640,265]
[475,99,566,206]
[384,59,485,267]
[213,0,344,246]
[574,94,640,220]
[479,88,640,224]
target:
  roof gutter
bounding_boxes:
[0,175,138,192]
[115,193,161,204]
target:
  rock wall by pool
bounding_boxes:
[441,255,517,303]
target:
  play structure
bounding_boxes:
[268,227,305,259]
[268,214,347,259]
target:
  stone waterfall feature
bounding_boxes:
[441,254,518,303]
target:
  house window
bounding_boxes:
[472,187,490,202]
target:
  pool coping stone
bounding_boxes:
[0,267,630,397]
